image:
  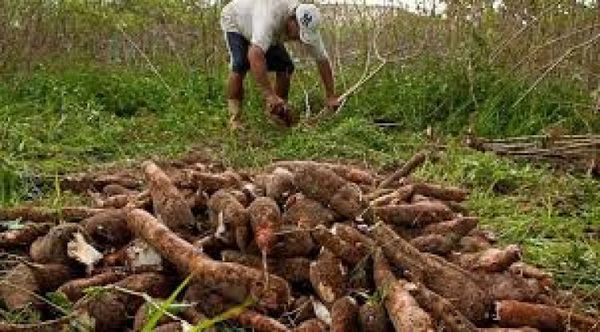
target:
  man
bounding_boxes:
[220,0,340,130]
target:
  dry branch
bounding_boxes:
[378,151,428,188]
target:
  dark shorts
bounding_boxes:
[225,32,295,74]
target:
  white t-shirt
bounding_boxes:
[220,0,328,61]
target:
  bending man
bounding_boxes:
[220,0,340,129]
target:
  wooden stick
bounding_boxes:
[378,151,428,188]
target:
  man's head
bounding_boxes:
[287,4,321,44]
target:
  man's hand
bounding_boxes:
[266,93,296,127]
[266,94,286,111]
[325,95,341,112]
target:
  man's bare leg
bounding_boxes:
[275,71,291,100]
[227,71,245,130]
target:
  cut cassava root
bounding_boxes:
[0,157,596,331]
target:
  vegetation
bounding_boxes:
[0,0,598,327]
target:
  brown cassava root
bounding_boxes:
[1,158,597,332]
[495,300,599,331]
[125,208,291,310]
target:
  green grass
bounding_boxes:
[0,62,598,314]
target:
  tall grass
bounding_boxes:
[1,0,598,138]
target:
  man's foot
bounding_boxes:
[228,99,244,131]
[228,117,244,131]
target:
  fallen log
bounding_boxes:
[126,209,291,311]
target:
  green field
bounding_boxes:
[1,1,599,327]
[1,63,598,315]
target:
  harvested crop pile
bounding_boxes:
[1,154,598,331]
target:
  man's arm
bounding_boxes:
[248,45,275,98]
[317,59,335,97]
[317,59,340,110]
[248,45,285,109]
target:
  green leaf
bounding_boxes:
[189,297,255,332]
[45,291,73,312]
[141,275,192,332]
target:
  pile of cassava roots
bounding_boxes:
[1,152,598,332]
